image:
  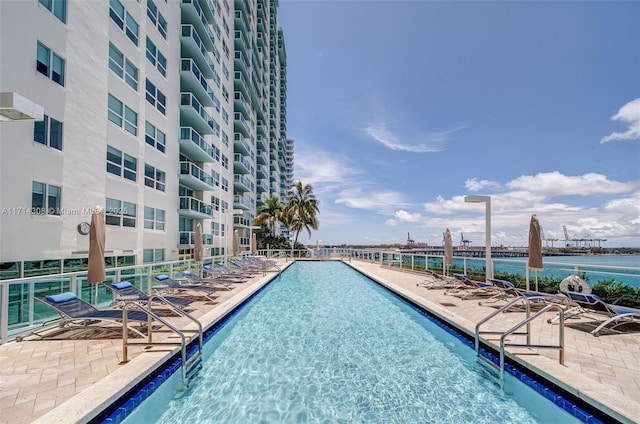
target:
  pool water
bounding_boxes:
[123,261,583,423]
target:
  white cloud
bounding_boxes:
[335,188,409,214]
[506,171,636,196]
[601,98,640,143]
[465,177,502,192]
[364,122,466,153]
[295,148,361,187]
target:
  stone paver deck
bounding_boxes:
[0,258,638,423]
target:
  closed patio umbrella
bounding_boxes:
[528,214,543,291]
[194,222,203,263]
[194,222,203,277]
[251,231,257,255]
[444,228,453,276]
[87,206,105,304]
[233,229,240,257]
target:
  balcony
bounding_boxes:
[256,149,268,165]
[234,10,249,34]
[180,92,214,135]
[179,230,213,246]
[234,51,250,75]
[179,161,215,191]
[233,174,252,192]
[233,194,252,210]
[181,24,215,78]
[179,127,215,162]
[181,0,216,50]
[256,164,268,179]
[234,92,251,119]
[234,112,250,137]
[180,59,215,107]
[179,196,214,219]
[234,30,250,53]
[256,134,267,150]
[233,215,250,227]
[233,133,251,157]
[234,153,252,175]
[256,120,266,136]
[234,74,251,101]
[256,179,268,193]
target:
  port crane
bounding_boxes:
[406,232,415,248]
[540,226,558,248]
[460,233,471,248]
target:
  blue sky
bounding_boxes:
[278,1,640,248]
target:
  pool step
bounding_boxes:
[185,353,203,383]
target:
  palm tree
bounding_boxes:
[286,181,320,244]
[253,196,284,236]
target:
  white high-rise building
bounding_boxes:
[0,0,290,279]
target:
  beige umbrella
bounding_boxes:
[527,214,543,291]
[194,222,203,277]
[233,229,240,257]
[87,206,105,304]
[443,228,453,276]
[194,222,204,263]
[251,231,257,255]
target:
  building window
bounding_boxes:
[222,109,229,124]
[144,164,165,192]
[222,131,228,146]
[110,0,138,46]
[211,222,219,236]
[144,206,165,230]
[108,43,138,90]
[32,181,61,215]
[143,248,165,263]
[106,197,136,227]
[34,115,63,150]
[211,196,220,212]
[145,121,166,153]
[145,37,166,77]
[106,146,137,181]
[145,79,166,115]
[221,177,228,192]
[108,94,137,135]
[39,0,66,23]
[146,0,167,39]
[36,42,65,86]
[221,154,228,170]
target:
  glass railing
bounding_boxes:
[233,174,252,191]
[179,196,214,217]
[181,59,215,104]
[233,133,252,154]
[179,126,214,159]
[0,256,237,342]
[179,231,214,245]
[179,161,214,187]
[233,195,252,209]
[180,92,214,131]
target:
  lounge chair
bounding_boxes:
[29,292,151,339]
[105,281,195,309]
[549,291,640,336]
[416,269,460,290]
[444,274,498,299]
[478,278,568,308]
[153,274,220,302]
[205,263,254,279]
[181,270,245,288]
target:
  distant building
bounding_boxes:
[0,0,290,279]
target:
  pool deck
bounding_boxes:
[1,258,639,423]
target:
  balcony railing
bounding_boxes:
[234,154,253,175]
[233,174,252,192]
[179,231,213,245]
[179,161,214,190]
[181,59,215,107]
[179,196,214,218]
[180,92,215,134]
[179,126,214,162]
[233,194,252,210]
[233,133,251,156]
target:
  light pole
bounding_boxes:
[464,195,493,280]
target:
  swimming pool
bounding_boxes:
[114,261,595,423]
